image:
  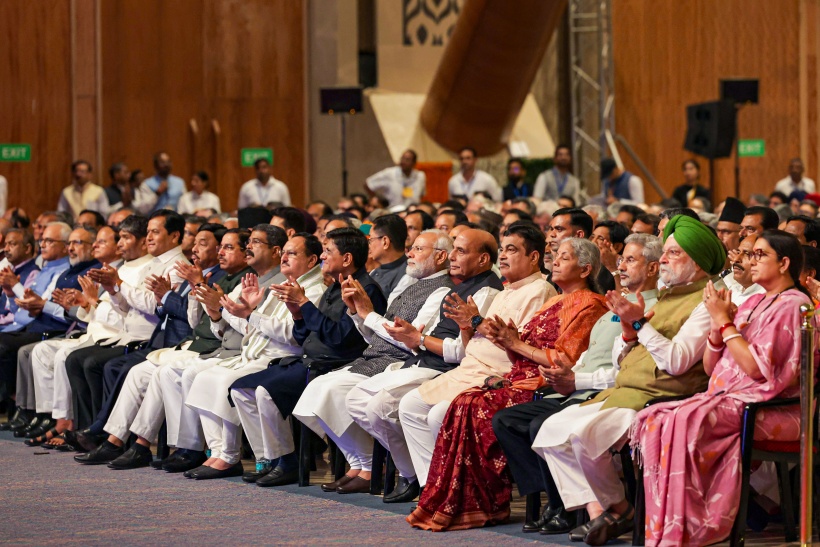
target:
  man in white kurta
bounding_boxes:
[447,147,502,201]
[290,231,453,490]
[365,150,426,207]
[237,158,291,208]
[186,239,326,480]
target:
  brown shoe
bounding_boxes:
[336,476,370,494]
[321,475,354,492]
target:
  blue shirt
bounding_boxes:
[144,174,186,211]
[3,256,70,332]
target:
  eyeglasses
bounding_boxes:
[217,244,244,252]
[616,256,644,267]
[38,238,66,247]
[750,249,775,261]
[249,238,272,247]
[282,250,304,258]
[68,239,92,247]
[409,245,445,254]
[368,235,387,244]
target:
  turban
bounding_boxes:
[663,215,726,276]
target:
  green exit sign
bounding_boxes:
[738,139,765,157]
[241,148,273,167]
[0,144,31,162]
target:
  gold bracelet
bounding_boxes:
[530,346,536,361]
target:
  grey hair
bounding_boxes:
[46,221,72,242]
[73,225,98,241]
[624,233,663,262]
[563,237,601,293]
[421,228,453,268]
[582,204,606,221]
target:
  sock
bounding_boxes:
[102,440,121,451]
[277,452,297,473]
[132,443,151,455]
[255,458,272,472]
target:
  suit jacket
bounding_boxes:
[25,259,101,333]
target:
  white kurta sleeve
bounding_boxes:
[635,302,709,375]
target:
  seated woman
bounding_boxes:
[406,238,608,531]
[631,230,810,546]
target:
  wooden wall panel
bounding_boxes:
[0,1,73,216]
[612,0,801,205]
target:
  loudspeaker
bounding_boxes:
[683,100,737,159]
[320,87,363,114]
[720,79,759,105]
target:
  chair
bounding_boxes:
[297,360,348,487]
[370,439,397,496]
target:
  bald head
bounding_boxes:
[448,228,497,280]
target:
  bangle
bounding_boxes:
[718,322,735,336]
[622,333,638,343]
[723,333,743,343]
[707,337,725,352]
[530,347,536,361]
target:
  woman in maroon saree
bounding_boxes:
[407,238,609,531]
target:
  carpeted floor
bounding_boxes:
[0,430,794,546]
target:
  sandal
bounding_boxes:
[24,427,59,447]
[583,505,635,546]
[569,520,594,542]
[44,434,68,449]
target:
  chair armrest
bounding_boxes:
[40,330,65,341]
[744,396,800,413]
[533,386,556,400]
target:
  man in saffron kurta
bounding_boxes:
[532,215,728,544]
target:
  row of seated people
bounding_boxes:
[0,203,814,546]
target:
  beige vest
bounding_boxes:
[588,277,711,411]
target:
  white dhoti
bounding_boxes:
[156,354,221,450]
[397,387,453,486]
[346,363,440,479]
[15,342,40,410]
[33,342,84,420]
[532,401,636,511]
[187,357,269,464]
[231,385,294,461]
[292,368,373,471]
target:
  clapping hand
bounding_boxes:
[220,273,265,319]
[145,274,172,302]
[484,315,521,350]
[598,240,620,273]
[340,275,373,318]
[174,261,206,286]
[272,276,309,318]
[442,293,480,331]
[806,277,820,303]
[384,316,423,350]
[703,280,735,329]
[50,288,76,310]
[193,282,224,319]
[0,266,19,292]
[87,263,120,293]
[15,288,46,316]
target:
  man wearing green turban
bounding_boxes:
[663,214,727,276]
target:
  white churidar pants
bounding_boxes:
[397,387,452,486]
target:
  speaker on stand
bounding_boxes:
[320,87,364,198]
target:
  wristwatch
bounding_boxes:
[631,317,648,331]
[470,314,483,331]
[418,334,427,351]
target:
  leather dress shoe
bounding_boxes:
[10,414,35,432]
[0,408,23,431]
[74,441,124,464]
[13,416,40,437]
[108,445,153,470]
[25,418,56,439]
[540,507,576,535]
[256,466,298,487]
[336,476,370,494]
[69,429,107,452]
[242,462,273,483]
[383,477,420,503]
[568,520,595,542]
[191,462,244,480]
[163,450,207,473]
[321,475,353,492]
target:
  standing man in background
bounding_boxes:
[238,158,291,208]
[365,150,426,208]
[143,152,186,212]
[534,145,581,206]
[447,147,502,201]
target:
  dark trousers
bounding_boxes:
[87,348,152,434]
[492,397,583,505]
[0,331,46,398]
[65,345,127,430]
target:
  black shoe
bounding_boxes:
[0,408,23,431]
[73,429,107,452]
[13,415,40,437]
[74,441,124,464]
[242,461,273,483]
[25,418,56,439]
[383,477,420,503]
[256,466,298,487]
[163,450,207,473]
[62,430,87,452]
[191,462,244,480]
[9,412,35,432]
[540,507,576,535]
[523,505,555,533]
[150,458,165,469]
[108,445,153,470]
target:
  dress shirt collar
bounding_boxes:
[42,256,70,270]
[12,257,36,272]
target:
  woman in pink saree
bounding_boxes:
[630,230,809,546]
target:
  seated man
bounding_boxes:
[291,229,454,492]
[0,224,99,435]
[185,234,326,480]
[20,223,145,444]
[492,233,660,534]
[75,228,252,467]
[344,227,503,502]
[63,211,189,432]
[0,228,39,329]
[367,214,408,299]
[223,228,387,482]
[531,215,726,545]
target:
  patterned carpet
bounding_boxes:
[0,434,567,546]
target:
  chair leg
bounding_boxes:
[370,440,386,495]
[156,420,170,460]
[298,422,312,487]
[332,440,346,480]
[777,461,797,542]
[384,452,397,496]
[525,492,541,523]
[729,457,753,546]
[632,467,645,546]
